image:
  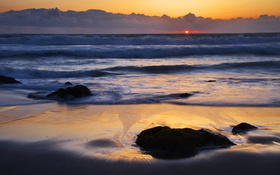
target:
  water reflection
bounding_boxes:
[0,104,280,160]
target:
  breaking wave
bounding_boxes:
[2,61,279,79]
[1,44,280,58]
[106,61,280,73]
[0,67,118,79]
[1,33,280,45]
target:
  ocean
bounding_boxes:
[1,33,280,106]
[1,33,280,175]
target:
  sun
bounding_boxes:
[185,30,190,34]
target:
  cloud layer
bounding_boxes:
[0,8,280,34]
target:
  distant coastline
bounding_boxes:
[0,8,280,34]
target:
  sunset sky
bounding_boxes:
[1,0,280,19]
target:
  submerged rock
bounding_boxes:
[47,85,92,99]
[207,80,216,82]
[136,126,234,159]
[65,81,72,85]
[27,92,47,99]
[0,75,21,84]
[232,123,257,134]
[179,93,192,98]
[87,138,124,148]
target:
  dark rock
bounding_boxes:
[0,75,21,84]
[179,93,192,98]
[47,88,66,98]
[136,126,234,159]
[156,93,193,100]
[232,122,257,134]
[47,85,92,99]
[207,80,216,82]
[65,82,72,85]
[87,139,124,148]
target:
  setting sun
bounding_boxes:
[185,30,189,34]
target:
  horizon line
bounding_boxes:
[1,32,280,35]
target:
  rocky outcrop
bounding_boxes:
[136,126,234,159]
[0,75,21,84]
[232,123,257,134]
[47,85,92,99]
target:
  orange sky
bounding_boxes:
[0,0,280,19]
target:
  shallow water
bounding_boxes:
[0,103,279,160]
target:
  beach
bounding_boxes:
[0,102,280,174]
[0,33,280,174]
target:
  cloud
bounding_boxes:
[0,8,280,33]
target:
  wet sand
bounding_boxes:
[0,103,280,174]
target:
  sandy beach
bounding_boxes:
[1,102,280,174]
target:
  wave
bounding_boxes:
[0,34,280,46]
[2,61,279,80]
[20,90,280,107]
[107,61,280,74]
[1,44,280,58]
[0,67,118,79]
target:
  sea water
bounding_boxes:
[0,33,280,106]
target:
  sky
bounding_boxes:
[0,0,279,34]
[1,0,280,19]
[0,8,279,34]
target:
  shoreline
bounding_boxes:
[1,88,280,107]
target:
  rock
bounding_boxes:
[65,82,72,85]
[232,123,257,134]
[179,93,192,98]
[27,92,46,99]
[207,80,216,82]
[136,126,234,159]
[87,138,124,148]
[0,75,21,84]
[47,85,92,99]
